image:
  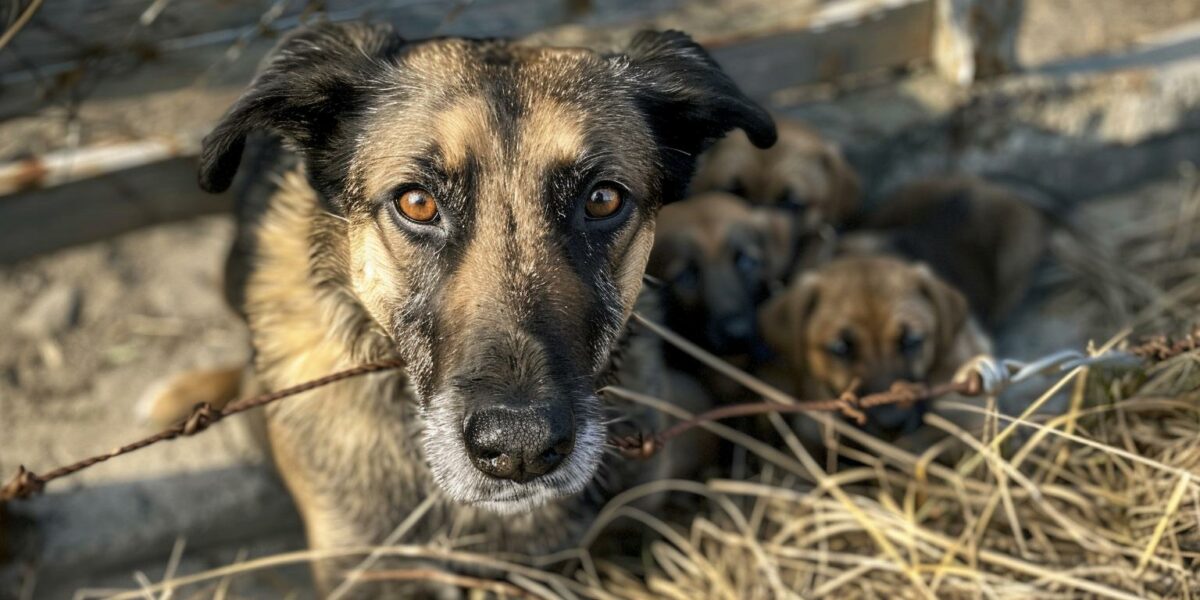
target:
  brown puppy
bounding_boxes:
[160,22,774,594]
[760,255,991,444]
[839,176,1049,326]
[647,191,796,359]
[691,116,860,228]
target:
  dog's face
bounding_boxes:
[647,192,794,354]
[760,255,968,434]
[200,23,774,513]
[691,117,860,228]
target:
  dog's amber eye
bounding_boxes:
[585,185,624,219]
[396,188,438,223]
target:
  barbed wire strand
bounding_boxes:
[3,321,1197,503]
[1,359,405,502]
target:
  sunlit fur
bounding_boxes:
[760,255,991,446]
[691,116,860,228]
[197,22,774,594]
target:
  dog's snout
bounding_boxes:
[463,405,575,482]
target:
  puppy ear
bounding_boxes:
[914,265,969,352]
[752,207,799,283]
[199,22,404,202]
[759,273,819,358]
[821,148,862,226]
[619,30,776,201]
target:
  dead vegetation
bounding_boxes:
[75,335,1200,599]
[77,192,1200,598]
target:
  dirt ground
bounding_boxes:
[1,4,1199,597]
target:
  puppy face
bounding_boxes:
[647,192,795,355]
[760,255,968,434]
[691,117,860,228]
[200,24,775,513]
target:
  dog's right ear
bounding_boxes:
[199,22,404,199]
[618,30,776,203]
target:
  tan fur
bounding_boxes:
[653,192,797,284]
[141,367,244,427]
[646,192,797,370]
[760,255,991,449]
[183,25,775,595]
[692,117,860,227]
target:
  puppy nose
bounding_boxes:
[865,403,925,434]
[721,314,755,342]
[710,314,755,349]
[463,405,575,482]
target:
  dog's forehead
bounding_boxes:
[353,38,655,199]
[393,37,604,87]
[811,260,936,337]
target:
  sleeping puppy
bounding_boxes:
[691,116,860,229]
[840,176,1049,326]
[647,191,796,361]
[760,255,991,444]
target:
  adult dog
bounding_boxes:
[183,21,773,592]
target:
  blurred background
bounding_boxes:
[1,0,1199,597]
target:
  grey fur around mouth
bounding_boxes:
[420,392,607,514]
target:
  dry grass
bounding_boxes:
[83,346,1200,599]
[77,326,1200,599]
[82,169,1200,599]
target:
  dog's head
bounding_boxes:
[647,192,795,355]
[760,255,968,434]
[200,23,774,513]
[691,117,859,228]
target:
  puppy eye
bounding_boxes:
[395,188,439,223]
[734,249,760,275]
[899,327,925,354]
[726,178,749,198]
[672,262,699,290]
[585,184,624,219]
[825,332,854,360]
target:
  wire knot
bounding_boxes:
[182,402,221,436]
[1,465,44,502]
[835,384,867,426]
[613,433,661,460]
[884,381,927,408]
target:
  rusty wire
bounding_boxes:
[3,324,1198,504]
[1,359,404,502]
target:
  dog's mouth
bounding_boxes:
[419,393,605,514]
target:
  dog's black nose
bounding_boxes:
[463,405,575,482]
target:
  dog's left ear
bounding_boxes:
[199,22,405,206]
[915,265,969,352]
[620,30,776,199]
